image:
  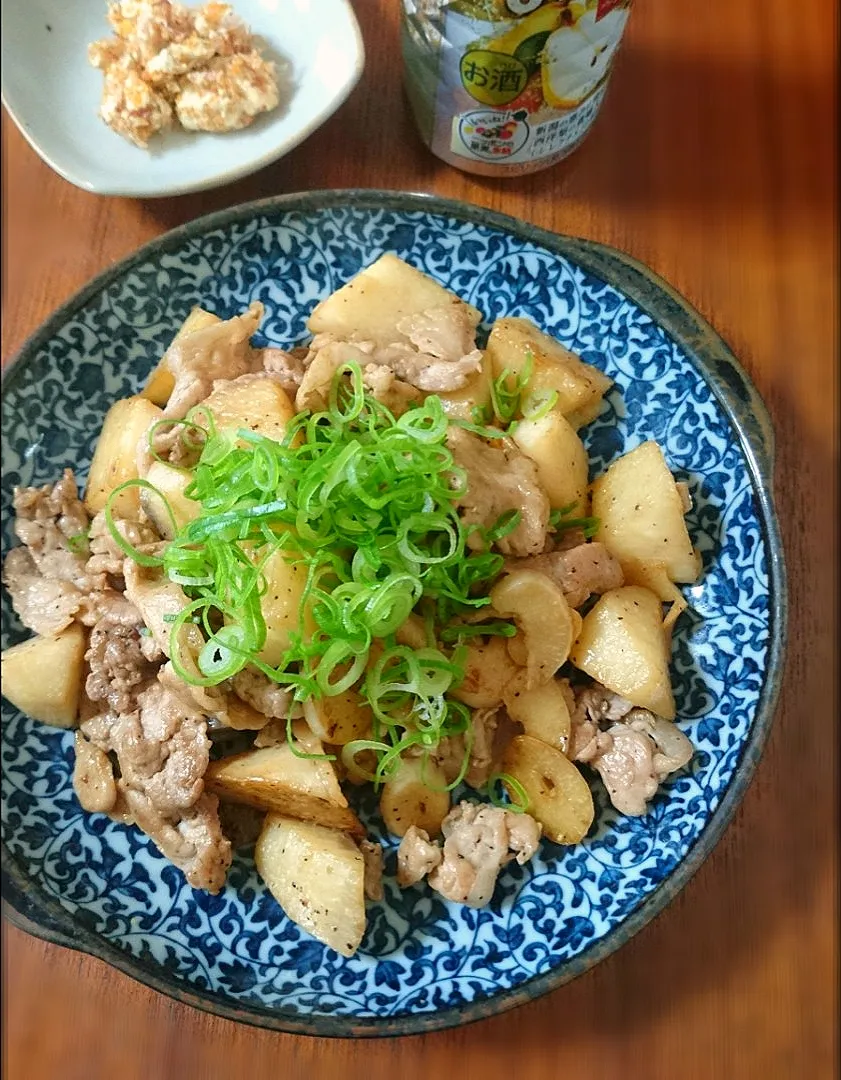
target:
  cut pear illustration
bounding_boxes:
[541,5,629,109]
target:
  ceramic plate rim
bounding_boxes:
[0,189,788,1038]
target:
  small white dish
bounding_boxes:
[0,0,365,198]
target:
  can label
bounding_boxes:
[404,0,632,173]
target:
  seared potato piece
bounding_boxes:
[307,253,481,345]
[592,441,701,587]
[84,396,162,516]
[490,570,576,688]
[202,374,296,445]
[505,678,572,754]
[303,687,373,746]
[486,318,611,428]
[451,635,521,708]
[140,461,200,539]
[223,694,273,731]
[205,740,364,837]
[436,352,493,422]
[255,814,366,957]
[255,548,313,666]
[380,756,451,838]
[502,734,594,844]
[1,624,86,728]
[570,586,676,719]
[141,306,222,406]
[511,408,589,513]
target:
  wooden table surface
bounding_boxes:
[2,1,837,1077]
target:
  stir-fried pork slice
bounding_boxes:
[295,302,483,410]
[124,789,231,892]
[464,707,499,788]
[397,305,478,364]
[570,683,694,816]
[231,668,294,719]
[123,563,255,727]
[81,681,231,891]
[146,303,264,465]
[11,469,90,583]
[2,548,83,636]
[446,428,550,557]
[424,707,503,791]
[397,826,443,888]
[86,511,162,578]
[261,346,306,394]
[360,839,385,901]
[295,338,372,412]
[2,471,112,635]
[85,618,159,715]
[507,542,624,609]
[2,477,150,636]
[428,802,541,907]
[360,364,423,415]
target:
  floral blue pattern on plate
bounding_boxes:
[0,191,786,1037]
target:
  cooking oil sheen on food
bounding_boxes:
[401,0,632,177]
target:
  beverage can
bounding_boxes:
[401,0,633,177]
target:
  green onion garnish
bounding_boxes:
[549,501,601,540]
[120,361,518,786]
[487,772,530,813]
[488,352,534,426]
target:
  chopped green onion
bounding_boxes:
[66,531,90,555]
[118,363,526,787]
[104,480,170,567]
[487,772,530,813]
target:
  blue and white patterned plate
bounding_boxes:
[0,191,786,1037]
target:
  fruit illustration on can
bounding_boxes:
[401,0,633,176]
[541,3,630,107]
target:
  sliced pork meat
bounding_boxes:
[85,511,161,579]
[360,839,385,901]
[261,346,305,394]
[122,790,231,893]
[123,563,201,662]
[80,681,231,891]
[399,801,541,907]
[396,826,443,888]
[464,707,499,789]
[428,802,540,907]
[161,302,264,422]
[295,338,371,412]
[361,364,422,415]
[85,618,158,715]
[507,542,624,609]
[2,471,109,635]
[11,469,90,584]
[570,683,694,817]
[2,547,83,636]
[446,428,550,557]
[295,303,483,412]
[397,305,478,364]
[1,476,151,636]
[424,707,502,790]
[373,343,481,393]
[231,667,294,719]
[143,303,265,467]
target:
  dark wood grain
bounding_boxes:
[1,1,837,1077]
